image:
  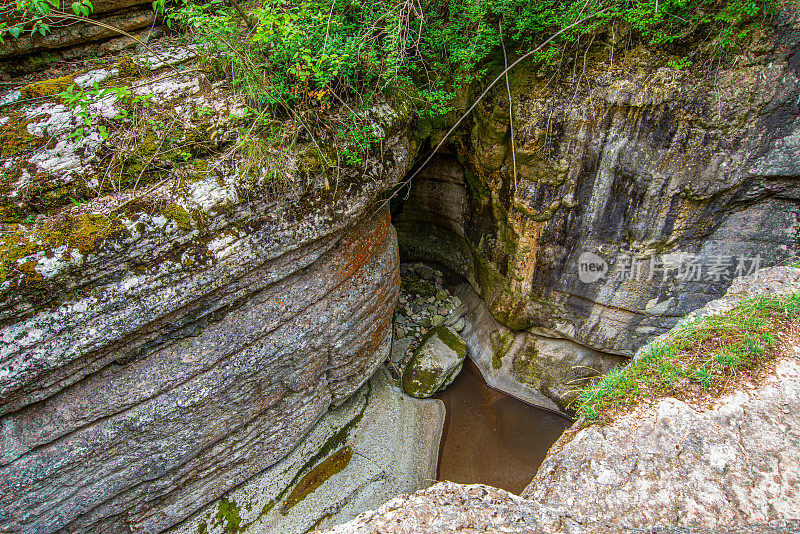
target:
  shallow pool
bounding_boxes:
[435,359,572,494]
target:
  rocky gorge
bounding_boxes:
[1,3,800,534]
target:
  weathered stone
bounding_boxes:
[0,42,412,534]
[401,326,467,398]
[320,481,800,534]
[173,369,444,534]
[523,267,800,529]
[414,264,434,280]
[525,359,800,529]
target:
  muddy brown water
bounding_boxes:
[435,360,572,494]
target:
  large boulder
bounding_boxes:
[0,42,412,533]
[401,325,467,398]
[522,266,800,529]
[318,482,800,533]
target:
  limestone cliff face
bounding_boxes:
[395,24,800,409]
[0,44,410,533]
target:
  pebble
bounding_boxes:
[398,295,407,304]
[453,318,466,331]
[452,296,462,307]
[426,297,435,304]
[415,265,434,280]
[432,314,445,326]
[395,325,407,339]
[435,289,448,300]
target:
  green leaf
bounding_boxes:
[9,25,21,38]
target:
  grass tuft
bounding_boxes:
[576,293,800,424]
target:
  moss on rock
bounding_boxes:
[162,202,192,231]
[402,325,467,398]
[280,446,353,514]
[0,115,47,158]
[490,330,513,370]
[0,212,126,283]
[214,497,242,534]
[19,74,77,99]
[406,279,435,297]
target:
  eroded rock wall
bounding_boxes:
[0,44,411,533]
[461,26,800,355]
[394,23,800,408]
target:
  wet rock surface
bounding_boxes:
[452,281,627,413]
[172,368,444,534]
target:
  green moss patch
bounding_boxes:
[1,213,126,283]
[280,446,353,514]
[214,497,242,534]
[0,115,47,158]
[489,330,513,370]
[576,293,800,425]
[260,381,370,519]
[19,74,77,99]
[406,279,436,297]
[162,202,193,231]
[402,325,467,397]
[511,343,544,384]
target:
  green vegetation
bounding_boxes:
[1,213,125,283]
[153,0,774,174]
[214,497,242,533]
[59,83,154,141]
[0,0,94,42]
[576,293,800,424]
[164,0,771,113]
